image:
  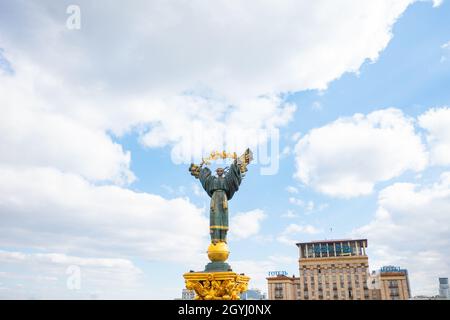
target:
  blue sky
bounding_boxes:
[0,0,449,299]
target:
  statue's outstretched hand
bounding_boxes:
[189,163,201,179]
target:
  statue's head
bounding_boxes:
[216,168,224,177]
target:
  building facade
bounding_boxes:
[296,239,370,300]
[240,288,267,300]
[181,289,195,300]
[439,277,449,299]
[267,275,300,300]
[368,266,411,300]
[266,238,415,300]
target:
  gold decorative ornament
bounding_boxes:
[184,271,250,300]
[207,241,230,262]
[189,149,253,179]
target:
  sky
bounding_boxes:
[0,0,449,299]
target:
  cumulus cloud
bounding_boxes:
[0,250,146,299]
[286,186,299,194]
[0,0,422,161]
[289,197,305,206]
[294,108,428,198]
[0,165,208,264]
[352,173,450,295]
[277,223,322,245]
[230,209,267,240]
[281,210,299,218]
[431,0,444,7]
[419,107,450,166]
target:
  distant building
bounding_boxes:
[368,266,411,300]
[410,295,443,300]
[181,289,195,300]
[439,277,449,299]
[267,274,300,300]
[240,288,266,300]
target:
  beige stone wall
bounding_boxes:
[267,276,299,300]
[298,256,370,300]
[378,273,411,300]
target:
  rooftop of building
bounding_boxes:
[296,238,368,246]
[266,274,299,281]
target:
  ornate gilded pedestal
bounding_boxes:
[183,241,250,300]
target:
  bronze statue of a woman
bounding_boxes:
[189,149,252,245]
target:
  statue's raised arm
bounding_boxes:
[224,148,253,200]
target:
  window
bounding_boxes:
[390,288,399,297]
[388,280,398,288]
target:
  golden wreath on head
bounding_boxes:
[189,149,253,179]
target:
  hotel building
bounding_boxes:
[267,274,300,300]
[267,238,413,300]
[368,266,411,300]
[268,238,370,300]
[296,239,370,300]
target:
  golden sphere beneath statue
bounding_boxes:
[207,242,230,262]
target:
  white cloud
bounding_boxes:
[352,173,450,296]
[440,40,450,62]
[0,250,146,299]
[284,224,322,235]
[277,223,322,245]
[311,101,323,111]
[431,0,444,7]
[1,0,418,96]
[192,183,204,197]
[0,165,208,264]
[286,186,299,194]
[291,132,302,142]
[0,63,135,185]
[419,107,450,166]
[281,210,298,219]
[230,209,267,240]
[280,146,292,159]
[289,196,327,215]
[281,210,299,218]
[0,0,423,161]
[289,197,304,206]
[294,108,428,198]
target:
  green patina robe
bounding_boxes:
[199,162,242,243]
